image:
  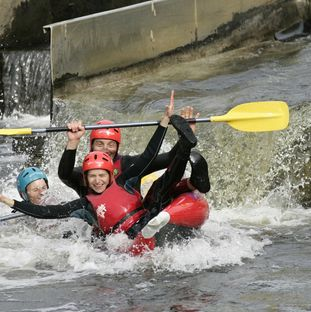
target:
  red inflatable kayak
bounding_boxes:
[128,191,209,255]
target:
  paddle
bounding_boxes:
[0,212,25,222]
[0,101,289,136]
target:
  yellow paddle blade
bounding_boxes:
[210,101,289,132]
[141,170,163,197]
[0,128,33,136]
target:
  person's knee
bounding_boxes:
[189,150,210,193]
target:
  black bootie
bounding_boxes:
[189,150,210,193]
[170,115,197,149]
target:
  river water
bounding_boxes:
[0,36,310,311]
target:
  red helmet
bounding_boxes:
[90,120,121,150]
[82,151,114,176]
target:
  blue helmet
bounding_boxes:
[17,167,48,201]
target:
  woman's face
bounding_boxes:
[87,169,110,194]
[26,179,48,204]
[92,139,118,159]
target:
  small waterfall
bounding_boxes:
[1,50,52,118]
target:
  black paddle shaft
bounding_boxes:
[34,118,211,134]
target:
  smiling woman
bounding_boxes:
[83,152,113,194]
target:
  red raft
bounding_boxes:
[129,191,209,255]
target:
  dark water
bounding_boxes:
[0,37,310,311]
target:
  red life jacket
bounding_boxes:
[86,182,147,235]
[83,156,122,197]
[112,155,122,178]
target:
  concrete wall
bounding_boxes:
[196,0,272,40]
[45,0,196,81]
[0,0,148,48]
[44,0,290,84]
[1,0,305,83]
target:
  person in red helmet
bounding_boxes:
[58,106,210,198]
[89,119,121,164]
[0,101,200,249]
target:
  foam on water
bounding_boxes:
[1,182,291,291]
[1,137,309,291]
[212,189,311,228]
[0,219,267,290]
[0,111,50,128]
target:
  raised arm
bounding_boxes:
[141,103,200,174]
[118,91,174,184]
[65,120,86,151]
[58,120,86,195]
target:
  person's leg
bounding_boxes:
[127,115,197,239]
[141,150,210,239]
[188,150,210,193]
[169,150,210,196]
[143,115,197,211]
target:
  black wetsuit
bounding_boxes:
[58,140,177,197]
[12,116,199,239]
[12,124,177,236]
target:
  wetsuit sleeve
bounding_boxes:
[12,198,91,219]
[58,149,77,180]
[121,144,177,175]
[142,144,178,174]
[118,125,167,185]
[58,149,86,197]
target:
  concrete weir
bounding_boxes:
[43,0,297,85]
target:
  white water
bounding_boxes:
[0,161,309,291]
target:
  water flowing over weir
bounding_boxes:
[0,49,52,118]
[0,50,52,167]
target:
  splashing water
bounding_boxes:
[0,38,310,295]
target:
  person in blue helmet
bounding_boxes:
[4,167,95,236]
[16,167,49,205]
[14,167,96,227]
[0,167,50,222]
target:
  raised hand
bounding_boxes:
[66,120,86,150]
[180,106,200,133]
[160,90,175,127]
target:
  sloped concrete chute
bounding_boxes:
[44,0,280,84]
